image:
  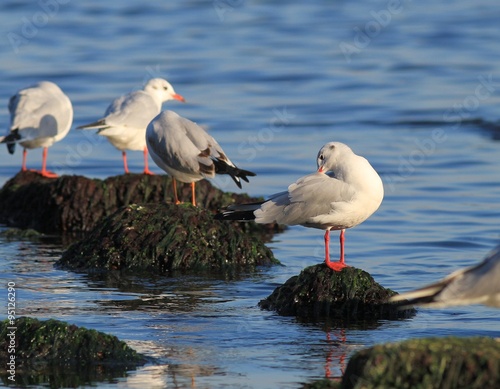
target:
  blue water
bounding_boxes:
[1,1,500,388]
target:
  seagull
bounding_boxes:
[146,110,256,206]
[77,78,185,175]
[390,246,500,308]
[216,142,384,271]
[1,81,73,178]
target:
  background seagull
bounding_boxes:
[77,78,185,174]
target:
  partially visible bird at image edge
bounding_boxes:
[0,81,73,178]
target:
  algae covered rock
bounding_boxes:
[259,265,414,321]
[57,202,279,274]
[0,317,148,387]
[341,336,500,389]
[0,317,146,367]
[0,171,281,237]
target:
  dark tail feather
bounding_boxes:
[212,159,256,189]
[77,119,107,130]
[214,201,263,221]
[1,129,21,154]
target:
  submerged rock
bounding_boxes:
[0,171,281,238]
[0,317,148,386]
[57,202,279,274]
[341,336,500,389]
[259,265,414,321]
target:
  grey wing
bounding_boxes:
[255,173,356,225]
[147,113,210,176]
[104,91,159,129]
[180,116,235,171]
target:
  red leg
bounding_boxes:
[22,149,28,171]
[191,182,196,206]
[34,147,58,178]
[172,178,181,205]
[325,229,348,271]
[143,147,154,175]
[122,151,129,174]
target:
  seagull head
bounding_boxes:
[316,142,353,173]
[144,78,186,103]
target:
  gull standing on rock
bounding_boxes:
[216,142,384,271]
[390,246,500,308]
[1,81,73,178]
[146,110,256,206]
[77,78,185,175]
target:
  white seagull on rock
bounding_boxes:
[1,81,73,178]
[216,142,384,271]
[390,246,500,308]
[77,78,185,175]
[146,110,256,206]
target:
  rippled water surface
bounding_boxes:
[1,1,500,388]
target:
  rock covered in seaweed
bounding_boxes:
[340,336,500,389]
[259,265,414,321]
[57,202,279,274]
[0,317,148,387]
[0,171,282,237]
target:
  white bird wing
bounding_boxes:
[79,90,159,135]
[8,86,60,139]
[255,172,357,226]
[99,90,159,132]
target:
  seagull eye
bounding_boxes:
[318,154,324,161]
[163,86,169,90]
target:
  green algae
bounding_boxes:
[259,265,414,321]
[341,336,500,389]
[56,202,279,274]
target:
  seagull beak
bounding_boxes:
[172,93,186,102]
[317,166,325,173]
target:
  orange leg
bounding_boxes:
[143,147,154,175]
[22,149,28,171]
[122,151,129,174]
[191,182,196,206]
[31,147,58,178]
[172,178,181,205]
[324,229,348,272]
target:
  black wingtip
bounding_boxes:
[2,129,21,154]
[212,159,256,189]
[215,210,256,221]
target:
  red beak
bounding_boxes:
[172,93,186,102]
[318,166,325,173]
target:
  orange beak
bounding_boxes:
[172,93,186,102]
[318,166,325,173]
